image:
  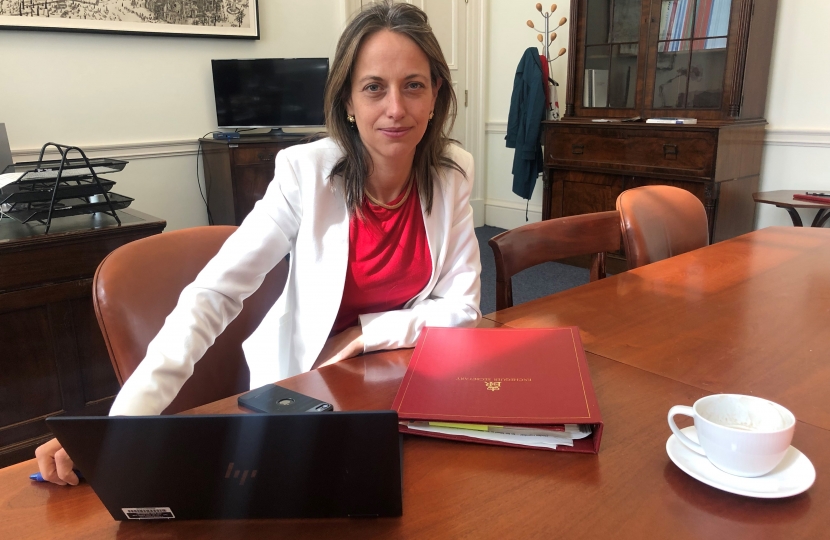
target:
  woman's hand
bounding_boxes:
[34,438,79,486]
[313,326,365,370]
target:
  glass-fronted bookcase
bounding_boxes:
[543,0,778,258]
[567,0,775,120]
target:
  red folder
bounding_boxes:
[392,327,603,453]
[792,193,830,204]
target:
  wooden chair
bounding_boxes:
[92,226,289,414]
[616,185,709,270]
[488,211,620,311]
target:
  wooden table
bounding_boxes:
[753,190,830,227]
[487,227,830,430]
[0,227,826,539]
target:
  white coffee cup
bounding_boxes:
[668,394,795,478]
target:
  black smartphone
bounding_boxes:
[238,384,334,413]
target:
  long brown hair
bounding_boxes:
[324,0,464,216]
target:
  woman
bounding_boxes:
[36,0,480,485]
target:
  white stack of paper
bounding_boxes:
[403,422,592,450]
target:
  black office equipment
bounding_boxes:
[47,412,403,520]
[239,384,334,413]
[211,58,329,130]
[211,131,241,140]
[0,143,132,233]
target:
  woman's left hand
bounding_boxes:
[312,326,365,369]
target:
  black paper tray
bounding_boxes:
[12,158,128,182]
[1,193,133,224]
[0,178,115,205]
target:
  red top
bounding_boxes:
[331,183,432,335]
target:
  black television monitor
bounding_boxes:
[211,58,329,129]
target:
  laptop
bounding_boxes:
[46,411,403,520]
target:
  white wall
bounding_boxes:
[756,0,830,228]
[1,1,345,231]
[482,0,830,232]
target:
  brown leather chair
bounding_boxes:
[488,211,620,311]
[92,226,289,414]
[616,185,709,270]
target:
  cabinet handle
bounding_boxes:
[257,152,275,162]
[571,144,584,155]
[663,144,678,159]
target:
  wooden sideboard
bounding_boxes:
[0,209,166,468]
[200,136,311,226]
[542,119,766,244]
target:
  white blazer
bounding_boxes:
[110,138,481,416]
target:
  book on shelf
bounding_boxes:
[646,117,698,124]
[793,193,830,204]
[659,0,730,48]
[391,327,603,453]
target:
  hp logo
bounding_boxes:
[224,462,258,485]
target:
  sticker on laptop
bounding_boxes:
[122,507,175,520]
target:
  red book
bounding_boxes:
[392,327,603,453]
[793,193,830,204]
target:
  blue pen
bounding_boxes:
[30,470,84,482]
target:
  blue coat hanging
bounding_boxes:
[505,47,546,200]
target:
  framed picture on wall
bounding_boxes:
[0,0,259,39]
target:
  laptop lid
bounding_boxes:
[46,412,403,520]
[0,124,12,174]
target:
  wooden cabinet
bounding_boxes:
[543,120,766,243]
[544,0,777,247]
[0,209,166,467]
[200,136,309,226]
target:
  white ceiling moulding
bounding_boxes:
[486,124,830,149]
[11,139,200,163]
[485,196,543,214]
[764,128,830,148]
[485,121,508,134]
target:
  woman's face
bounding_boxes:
[347,29,441,171]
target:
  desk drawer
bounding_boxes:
[0,229,160,293]
[231,145,283,166]
[546,127,717,178]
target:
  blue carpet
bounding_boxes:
[475,225,589,315]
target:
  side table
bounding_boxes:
[753,190,830,227]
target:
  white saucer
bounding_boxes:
[666,426,815,499]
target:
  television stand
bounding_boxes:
[200,134,323,225]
